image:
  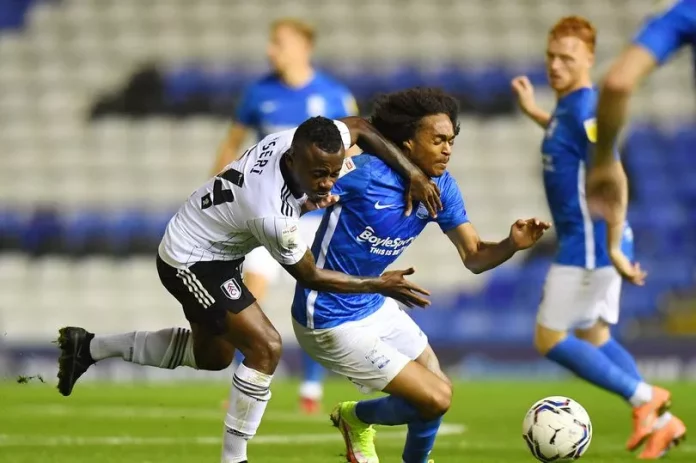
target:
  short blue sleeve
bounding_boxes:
[435,173,469,232]
[332,156,373,201]
[633,0,695,64]
[235,85,259,127]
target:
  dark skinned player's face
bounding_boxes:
[403,113,455,178]
[288,144,345,202]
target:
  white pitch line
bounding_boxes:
[9,405,327,423]
[0,424,466,447]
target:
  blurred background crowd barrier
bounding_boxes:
[1,0,695,382]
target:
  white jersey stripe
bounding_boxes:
[577,161,595,269]
[306,205,343,329]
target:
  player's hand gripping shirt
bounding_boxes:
[158,121,352,268]
[541,87,633,269]
[291,155,469,329]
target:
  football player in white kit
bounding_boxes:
[212,18,360,413]
[56,116,442,463]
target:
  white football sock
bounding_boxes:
[222,363,273,463]
[299,381,323,400]
[90,328,196,369]
[654,412,673,430]
[629,382,654,407]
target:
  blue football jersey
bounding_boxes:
[541,87,633,269]
[633,0,696,67]
[291,155,469,329]
[235,71,356,219]
[235,71,357,140]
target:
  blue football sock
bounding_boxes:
[355,395,421,426]
[599,338,643,381]
[302,351,325,383]
[233,350,244,366]
[546,336,639,400]
[403,416,442,463]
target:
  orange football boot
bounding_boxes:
[626,386,672,451]
[638,415,686,459]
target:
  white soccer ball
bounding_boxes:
[522,396,593,462]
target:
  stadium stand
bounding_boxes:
[0,0,694,349]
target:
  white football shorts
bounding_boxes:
[293,297,428,393]
[243,215,323,282]
[537,264,622,331]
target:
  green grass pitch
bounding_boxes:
[0,379,692,462]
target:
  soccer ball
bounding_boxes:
[522,396,593,462]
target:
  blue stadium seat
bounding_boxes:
[420,64,472,94]
[21,208,63,255]
[624,124,666,154]
[62,210,109,255]
[0,0,35,31]
[164,65,210,104]
[207,67,251,101]
[0,209,25,250]
[105,209,151,254]
[466,65,514,104]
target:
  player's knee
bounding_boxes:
[534,324,565,356]
[575,321,611,347]
[242,328,283,373]
[420,381,452,420]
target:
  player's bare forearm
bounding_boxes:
[606,220,625,255]
[524,107,551,129]
[283,250,378,293]
[463,238,517,274]
[595,84,630,166]
[339,116,421,180]
[596,45,656,165]
[303,269,379,293]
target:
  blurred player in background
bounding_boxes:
[292,88,549,463]
[58,115,442,463]
[587,0,696,250]
[212,18,359,414]
[512,16,686,459]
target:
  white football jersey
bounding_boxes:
[158,120,352,269]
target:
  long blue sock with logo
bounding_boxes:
[355,395,421,426]
[546,336,639,400]
[599,338,643,380]
[402,416,443,463]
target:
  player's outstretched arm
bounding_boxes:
[283,250,431,308]
[211,124,249,175]
[447,219,550,274]
[338,116,442,218]
[595,45,657,166]
[511,76,551,128]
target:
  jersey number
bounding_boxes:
[201,168,244,210]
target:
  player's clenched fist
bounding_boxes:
[377,267,431,308]
[511,76,537,113]
[509,218,551,250]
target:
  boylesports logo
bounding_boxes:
[356,226,416,256]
